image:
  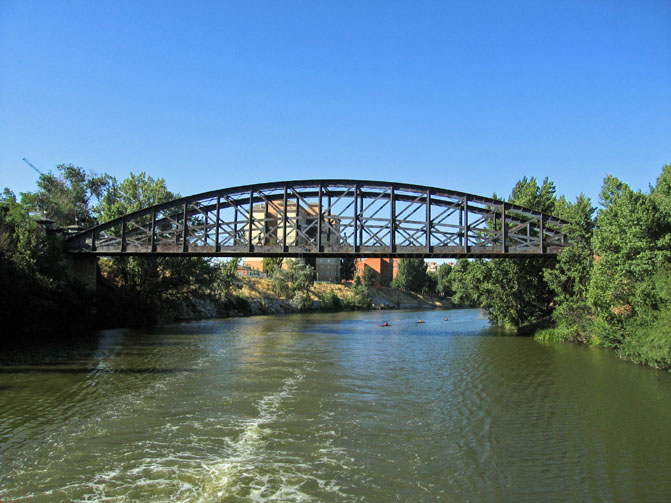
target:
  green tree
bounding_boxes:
[450,177,562,327]
[291,291,313,312]
[362,265,378,287]
[269,259,315,298]
[286,259,315,292]
[270,268,290,297]
[506,176,556,214]
[344,284,373,310]
[435,263,453,296]
[320,291,342,311]
[391,258,429,292]
[543,193,597,340]
[262,257,283,275]
[21,164,110,228]
[95,171,174,221]
[96,172,216,301]
[587,168,671,347]
[1,187,95,336]
[340,257,356,281]
[218,258,242,296]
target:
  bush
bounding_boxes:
[320,291,342,311]
[618,300,671,369]
[233,295,251,314]
[287,260,315,291]
[291,291,313,312]
[534,327,573,343]
[363,265,378,287]
[344,284,372,310]
[270,268,289,297]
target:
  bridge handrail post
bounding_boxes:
[318,182,323,252]
[282,184,288,252]
[390,184,396,253]
[233,206,238,246]
[353,182,359,252]
[539,213,545,254]
[214,195,221,252]
[182,201,189,253]
[501,203,507,253]
[151,207,156,252]
[463,195,469,253]
[248,188,254,253]
[426,189,432,253]
[121,216,127,253]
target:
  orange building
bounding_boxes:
[355,258,399,286]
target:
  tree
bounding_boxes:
[269,259,315,298]
[436,263,453,296]
[95,171,175,222]
[391,258,429,292]
[340,257,356,281]
[291,291,313,311]
[287,259,315,292]
[218,258,242,295]
[506,176,556,214]
[543,193,597,339]
[344,284,373,310]
[362,265,378,287]
[449,259,487,307]
[262,257,283,275]
[449,177,563,327]
[483,177,560,327]
[95,172,216,300]
[21,164,110,228]
[586,168,671,347]
[1,187,94,336]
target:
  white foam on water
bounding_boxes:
[194,371,346,503]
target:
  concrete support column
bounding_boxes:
[66,254,99,292]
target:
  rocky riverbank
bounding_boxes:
[156,278,454,323]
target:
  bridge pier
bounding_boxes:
[65,254,99,292]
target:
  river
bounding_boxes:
[1,308,670,502]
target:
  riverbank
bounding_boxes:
[156,277,454,324]
[534,324,671,371]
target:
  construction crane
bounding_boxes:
[22,157,43,175]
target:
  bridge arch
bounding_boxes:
[66,179,570,258]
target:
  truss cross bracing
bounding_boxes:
[66,180,571,258]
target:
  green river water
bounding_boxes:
[1,308,670,502]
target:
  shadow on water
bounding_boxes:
[0,367,195,374]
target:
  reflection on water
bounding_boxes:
[1,308,671,502]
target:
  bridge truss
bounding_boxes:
[66,180,570,258]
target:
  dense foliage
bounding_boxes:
[1,167,220,331]
[362,265,378,287]
[458,165,671,369]
[391,258,429,292]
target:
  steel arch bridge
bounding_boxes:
[65,179,570,258]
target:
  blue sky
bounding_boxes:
[1,0,669,205]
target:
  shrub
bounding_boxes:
[320,291,342,311]
[270,268,289,297]
[363,265,378,287]
[291,291,313,312]
[344,284,372,310]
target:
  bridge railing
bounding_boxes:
[66,179,570,258]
